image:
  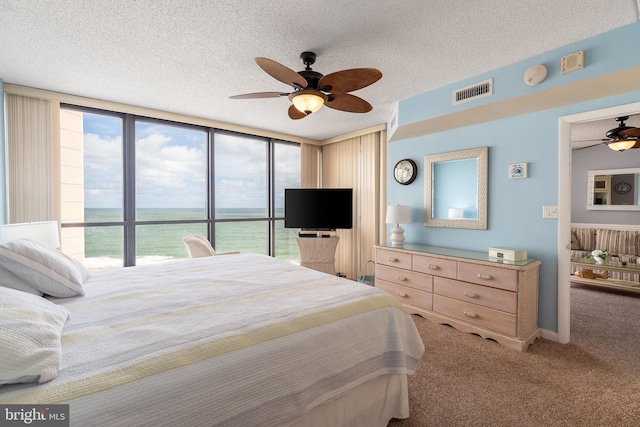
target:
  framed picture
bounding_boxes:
[509,162,528,179]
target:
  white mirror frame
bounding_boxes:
[587,167,640,211]
[424,147,488,229]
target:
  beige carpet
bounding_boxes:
[388,283,640,427]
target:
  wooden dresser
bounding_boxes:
[375,244,541,351]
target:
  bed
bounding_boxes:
[0,243,425,427]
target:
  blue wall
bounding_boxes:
[389,22,640,333]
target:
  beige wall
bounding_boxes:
[59,109,85,262]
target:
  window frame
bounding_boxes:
[60,104,300,267]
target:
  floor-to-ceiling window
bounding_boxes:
[59,106,300,269]
[133,119,209,266]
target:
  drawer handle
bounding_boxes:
[396,275,407,281]
[427,264,439,270]
[396,291,408,298]
[464,311,478,318]
[464,291,478,298]
[388,257,398,262]
[477,273,492,280]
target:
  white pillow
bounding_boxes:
[0,286,70,384]
[0,239,88,297]
[0,264,44,296]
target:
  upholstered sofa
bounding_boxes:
[570,227,640,282]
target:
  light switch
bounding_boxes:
[542,206,558,219]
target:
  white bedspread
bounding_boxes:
[0,253,425,426]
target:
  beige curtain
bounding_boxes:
[5,94,61,224]
[300,143,319,188]
[320,130,386,279]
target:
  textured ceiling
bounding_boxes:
[0,0,639,141]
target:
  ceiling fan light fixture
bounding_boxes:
[289,90,327,115]
[605,138,637,151]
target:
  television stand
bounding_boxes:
[296,236,339,276]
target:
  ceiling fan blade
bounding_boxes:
[318,68,382,93]
[255,57,308,88]
[571,139,609,150]
[325,93,372,113]
[288,104,307,120]
[229,92,289,99]
[619,128,640,138]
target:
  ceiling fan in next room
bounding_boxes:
[230,52,382,120]
[601,116,640,151]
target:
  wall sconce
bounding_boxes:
[0,221,60,248]
[386,205,411,246]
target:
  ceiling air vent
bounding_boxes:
[453,79,493,105]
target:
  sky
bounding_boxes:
[82,112,300,210]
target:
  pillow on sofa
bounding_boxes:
[0,239,88,297]
[0,286,70,384]
[571,228,597,251]
[595,229,639,256]
[570,232,580,250]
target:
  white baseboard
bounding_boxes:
[539,328,559,342]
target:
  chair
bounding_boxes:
[182,235,240,259]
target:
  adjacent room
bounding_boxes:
[1,1,639,426]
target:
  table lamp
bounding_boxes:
[386,205,411,246]
[448,208,464,219]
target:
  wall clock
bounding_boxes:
[614,182,632,194]
[393,159,417,185]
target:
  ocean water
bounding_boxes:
[82,208,299,269]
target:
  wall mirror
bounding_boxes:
[424,147,488,229]
[587,167,640,210]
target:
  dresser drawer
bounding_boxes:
[433,295,516,336]
[412,254,457,279]
[433,277,517,314]
[376,249,412,269]
[376,279,433,311]
[376,264,433,292]
[457,262,517,291]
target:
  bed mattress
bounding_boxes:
[0,253,424,426]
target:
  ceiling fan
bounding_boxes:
[601,116,640,151]
[573,116,640,151]
[230,51,382,120]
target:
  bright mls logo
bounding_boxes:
[1,405,69,426]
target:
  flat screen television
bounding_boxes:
[284,188,353,230]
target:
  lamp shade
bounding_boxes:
[0,221,60,248]
[385,205,411,224]
[448,208,464,219]
[605,139,637,151]
[290,90,327,114]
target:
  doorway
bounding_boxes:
[557,101,640,344]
